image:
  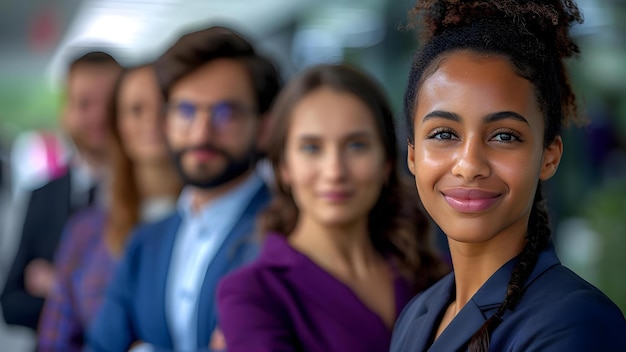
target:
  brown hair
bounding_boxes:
[104,65,181,255]
[404,1,583,350]
[68,51,121,76]
[259,64,448,292]
[154,26,281,115]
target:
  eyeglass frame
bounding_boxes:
[164,99,258,134]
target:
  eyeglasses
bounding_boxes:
[166,100,256,134]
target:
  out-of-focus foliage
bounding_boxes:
[0,77,60,132]
[581,180,626,312]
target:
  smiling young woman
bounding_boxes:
[410,54,558,256]
[391,1,626,351]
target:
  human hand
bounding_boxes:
[128,340,153,352]
[24,258,55,297]
[209,327,226,351]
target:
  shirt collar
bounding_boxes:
[176,172,264,234]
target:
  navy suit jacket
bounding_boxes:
[87,184,270,352]
[1,172,72,330]
[390,245,626,352]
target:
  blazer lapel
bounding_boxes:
[52,172,73,245]
[431,256,518,352]
[278,244,405,343]
[429,299,486,352]
[195,216,247,346]
[399,246,562,352]
[196,183,270,346]
[48,172,72,240]
[58,171,72,216]
[154,213,182,347]
[397,275,454,352]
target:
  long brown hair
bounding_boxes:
[258,64,448,292]
[405,1,583,350]
[104,65,181,256]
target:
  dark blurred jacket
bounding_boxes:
[1,172,73,330]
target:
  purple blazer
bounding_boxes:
[217,233,414,352]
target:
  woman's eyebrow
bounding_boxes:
[422,110,529,125]
[483,111,529,125]
[422,110,460,123]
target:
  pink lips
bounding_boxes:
[442,188,502,213]
[319,190,353,202]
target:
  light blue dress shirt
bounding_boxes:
[166,173,263,351]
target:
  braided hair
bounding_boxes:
[404,1,583,350]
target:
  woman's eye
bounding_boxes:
[492,132,520,143]
[427,129,456,140]
[130,105,143,117]
[347,141,368,151]
[300,144,319,153]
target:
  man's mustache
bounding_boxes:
[180,144,229,157]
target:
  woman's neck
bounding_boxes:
[134,160,180,199]
[289,215,381,279]
[448,229,526,310]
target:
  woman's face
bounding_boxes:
[281,87,390,229]
[117,66,169,164]
[408,52,562,249]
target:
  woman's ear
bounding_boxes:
[407,141,416,176]
[540,136,563,181]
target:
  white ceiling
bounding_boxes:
[45,0,315,86]
[0,0,619,89]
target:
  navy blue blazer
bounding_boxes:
[390,245,626,351]
[1,172,72,330]
[87,184,270,352]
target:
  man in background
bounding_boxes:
[0,51,121,330]
[88,26,281,351]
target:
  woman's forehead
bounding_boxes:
[416,53,540,121]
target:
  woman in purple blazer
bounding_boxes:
[216,64,449,352]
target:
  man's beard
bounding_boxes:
[171,143,257,189]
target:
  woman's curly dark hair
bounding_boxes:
[406,0,583,146]
[403,1,584,351]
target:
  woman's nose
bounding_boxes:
[451,139,491,181]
